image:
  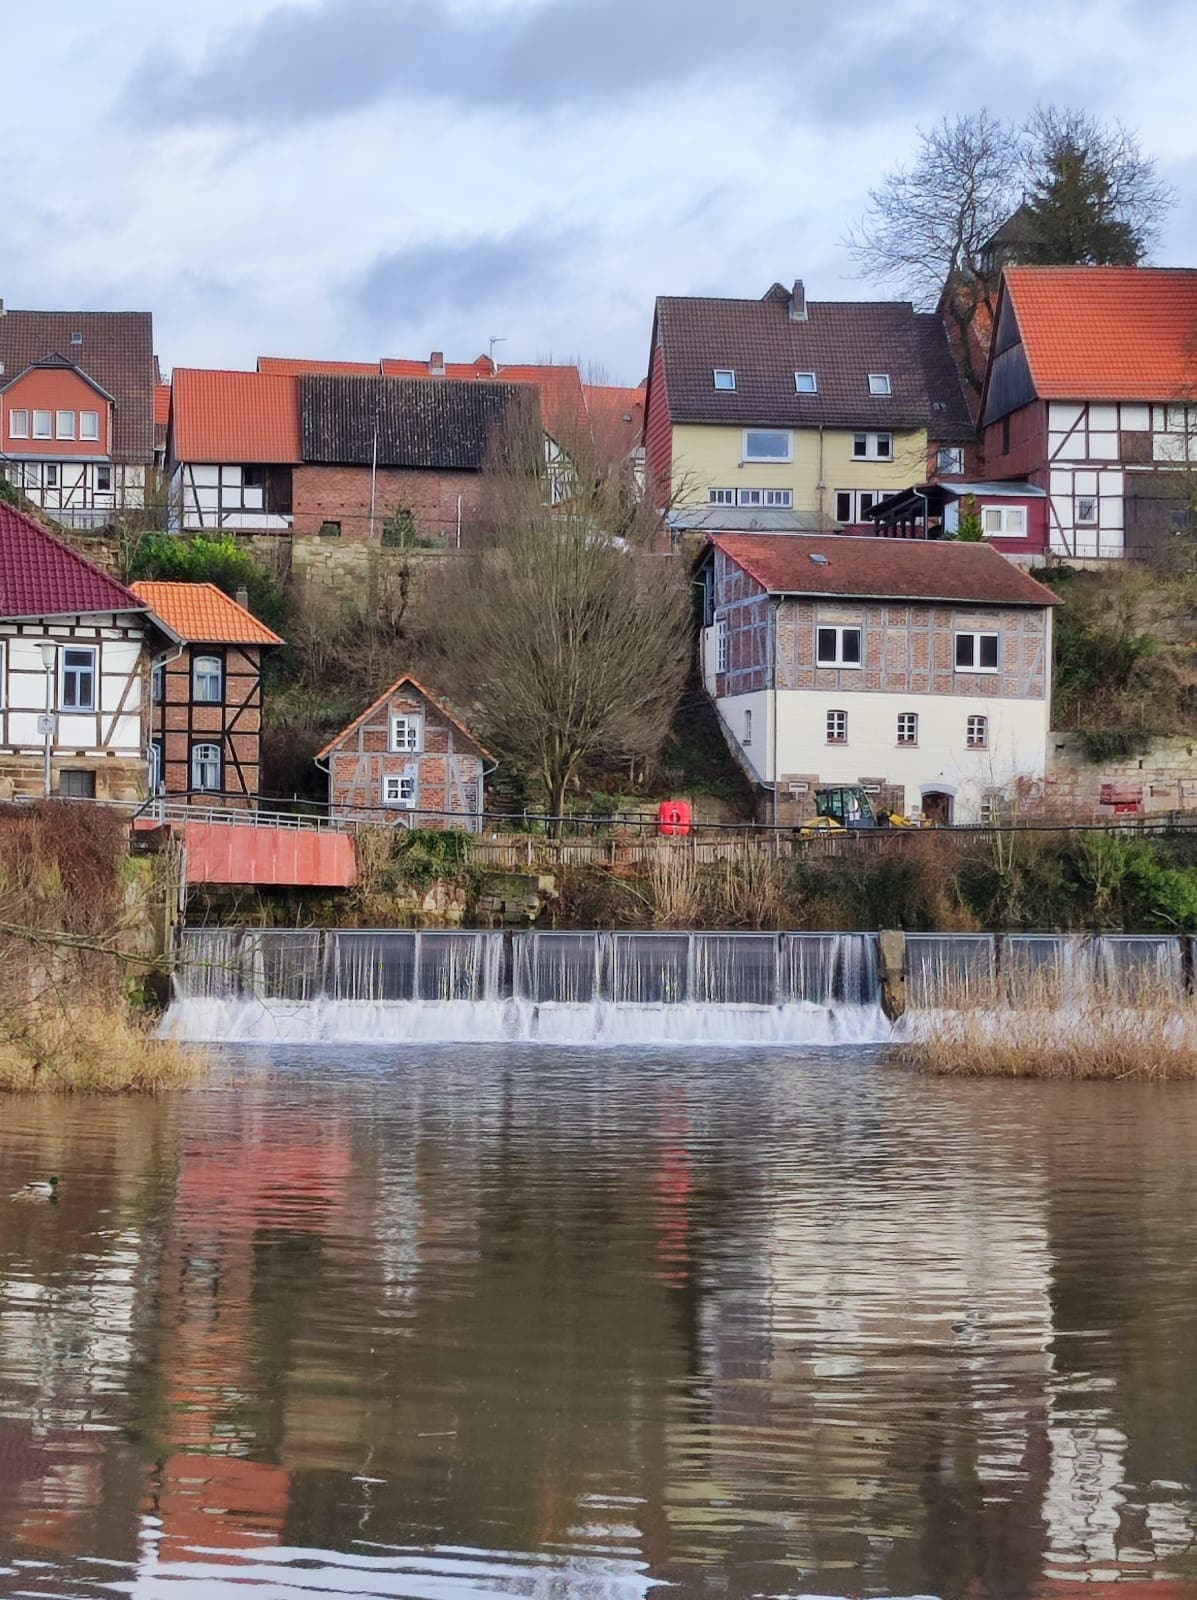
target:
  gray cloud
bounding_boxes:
[122,0,986,131]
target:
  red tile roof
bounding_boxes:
[489,364,587,439]
[710,532,1059,607]
[381,356,495,381]
[171,369,301,463]
[258,356,380,376]
[1003,266,1197,400]
[0,500,149,619]
[585,381,646,457]
[154,382,171,427]
[130,581,283,646]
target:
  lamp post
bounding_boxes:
[38,640,57,797]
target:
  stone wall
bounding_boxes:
[1044,733,1197,820]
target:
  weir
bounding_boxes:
[165,928,1197,1046]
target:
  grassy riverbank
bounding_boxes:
[0,802,202,1093]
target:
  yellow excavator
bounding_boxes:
[799,785,914,836]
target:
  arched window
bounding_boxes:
[191,743,222,793]
[192,654,223,703]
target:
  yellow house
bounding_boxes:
[644,281,973,534]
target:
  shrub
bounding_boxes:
[129,533,288,631]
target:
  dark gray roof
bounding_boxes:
[0,310,155,464]
[298,375,538,470]
[652,290,974,442]
[668,505,824,535]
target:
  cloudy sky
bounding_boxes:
[6,0,1196,383]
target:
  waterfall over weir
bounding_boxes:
[166,929,889,1045]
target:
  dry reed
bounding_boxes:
[0,999,202,1094]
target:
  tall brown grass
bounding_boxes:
[0,1001,200,1093]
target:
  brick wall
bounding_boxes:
[327,683,486,828]
[1044,733,1197,821]
[291,464,485,544]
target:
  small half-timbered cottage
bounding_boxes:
[0,500,174,800]
[130,582,283,806]
[317,674,492,828]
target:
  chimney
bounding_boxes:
[0,299,6,316]
[429,350,446,376]
[789,280,807,321]
[235,587,249,611]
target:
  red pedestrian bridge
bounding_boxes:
[133,804,357,890]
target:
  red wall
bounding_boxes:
[1,368,110,456]
[982,400,1046,481]
[291,463,486,544]
[644,342,672,509]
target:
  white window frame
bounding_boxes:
[868,373,892,396]
[191,742,223,792]
[715,617,728,673]
[383,773,417,808]
[151,661,164,704]
[43,464,59,489]
[955,631,999,674]
[980,504,1027,538]
[816,625,862,669]
[794,371,818,394]
[390,714,422,753]
[708,487,736,506]
[743,428,792,463]
[56,410,76,440]
[851,431,892,461]
[192,654,223,703]
[95,464,112,493]
[8,409,28,440]
[60,645,97,712]
[896,712,918,746]
[743,709,752,746]
[32,409,52,439]
[713,369,736,391]
[80,410,100,441]
[826,709,848,744]
[936,447,964,475]
[1075,495,1098,525]
[966,715,989,750]
[736,487,793,508]
[0,640,5,710]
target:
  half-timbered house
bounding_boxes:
[317,674,492,828]
[130,581,283,806]
[0,500,173,800]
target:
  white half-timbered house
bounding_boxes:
[0,501,175,801]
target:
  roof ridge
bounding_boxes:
[315,672,493,761]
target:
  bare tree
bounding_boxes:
[423,406,690,828]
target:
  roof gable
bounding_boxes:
[316,673,493,761]
[129,581,283,646]
[1001,266,1197,401]
[707,532,1058,608]
[0,499,150,619]
[0,353,117,404]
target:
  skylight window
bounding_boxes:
[868,373,892,395]
[794,371,818,394]
[713,369,736,391]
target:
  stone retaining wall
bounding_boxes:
[1044,732,1197,820]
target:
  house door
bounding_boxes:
[921,790,953,825]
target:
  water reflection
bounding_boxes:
[2,1050,1197,1597]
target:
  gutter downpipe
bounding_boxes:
[912,485,930,541]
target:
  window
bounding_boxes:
[191,742,223,792]
[383,773,417,808]
[152,662,164,704]
[868,373,892,396]
[816,625,862,668]
[736,487,793,507]
[743,429,792,462]
[713,369,736,391]
[60,646,97,710]
[0,641,4,709]
[95,464,112,493]
[32,410,52,439]
[192,654,223,703]
[391,715,422,753]
[835,490,854,523]
[897,712,918,746]
[936,447,964,475]
[58,768,96,798]
[851,431,892,461]
[966,715,988,750]
[318,520,341,538]
[1076,495,1097,524]
[244,466,263,488]
[716,617,728,673]
[80,410,99,440]
[1001,415,1011,455]
[955,631,999,672]
[980,504,1027,537]
[826,709,848,744]
[708,487,737,505]
[794,371,818,394]
[70,331,83,346]
[8,409,28,439]
[743,709,752,746]
[43,464,59,488]
[56,411,76,440]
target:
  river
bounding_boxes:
[2,1043,1197,1598]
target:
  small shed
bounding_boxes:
[317,673,492,829]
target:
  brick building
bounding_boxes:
[317,674,491,828]
[131,581,282,805]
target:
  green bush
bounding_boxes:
[129,533,288,631]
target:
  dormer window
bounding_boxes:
[713,369,736,391]
[70,332,83,346]
[868,373,892,396]
[794,371,818,394]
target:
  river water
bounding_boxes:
[2,1044,1197,1599]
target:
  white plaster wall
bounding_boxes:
[0,627,144,755]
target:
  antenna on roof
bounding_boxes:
[488,335,507,372]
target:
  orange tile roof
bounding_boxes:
[130,580,284,645]
[1004,266,1197,400]
[381,355,495,380]
[585,381,646,456]
[153,381,171,428]
[171,369,301,463]
[491,364,587,438]
[258,356,380,376]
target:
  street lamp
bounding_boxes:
[38,640,57,798]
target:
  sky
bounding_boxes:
[5,0,1197,385]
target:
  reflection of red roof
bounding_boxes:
[0,499,148,619]
[172,369,301,463]
[156,1454,290,1562]
[1004,266,1197,400]
[131,581,284,646]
